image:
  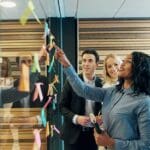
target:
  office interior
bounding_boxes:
[0,0,150,149]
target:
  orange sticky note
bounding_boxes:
[46,122,50,137]
[33,83,44,101]
[18,63,30,92]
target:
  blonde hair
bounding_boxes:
[103,54,122,84]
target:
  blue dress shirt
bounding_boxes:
[64,65,150,150]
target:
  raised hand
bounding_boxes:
[54,45,71,67]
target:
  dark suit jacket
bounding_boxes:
[59,74,102,144]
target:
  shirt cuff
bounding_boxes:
[72,115,78,124]
[114,139,123,150]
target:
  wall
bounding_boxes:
[0,20,46,79]
[78,19,150,77]
[0,20,43,56]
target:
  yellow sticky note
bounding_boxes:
[28,0,34,11]
[28,0,41,24]
[20,7,32,25]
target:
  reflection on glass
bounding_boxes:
[0,56,47,149]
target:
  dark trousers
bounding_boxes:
[64,128,98,150]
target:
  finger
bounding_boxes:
[54,44,60,50]
[54,53,58,60]
[57,51,64,58]
[46,42,55,52]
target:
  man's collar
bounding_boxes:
[83,73,96,83]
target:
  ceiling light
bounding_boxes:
[0,0,16,8]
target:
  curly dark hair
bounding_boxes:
[117,51,150,95]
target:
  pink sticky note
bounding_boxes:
[33,129,41,149]
[43,96,52,109]
[53,125,60,135]
[33,83,44,101]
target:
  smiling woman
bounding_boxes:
[55,47,150,150]
[103,54,122,87]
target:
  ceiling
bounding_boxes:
[1,0,150,20]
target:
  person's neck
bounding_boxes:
[84,73,95,81]
[123,79,133,89]
[109,77,118,84]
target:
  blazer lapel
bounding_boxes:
[79,74,86,114]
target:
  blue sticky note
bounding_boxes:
[41,108,47,127]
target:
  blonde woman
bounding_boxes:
[103,54,122,88]
[99,54,122,150]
